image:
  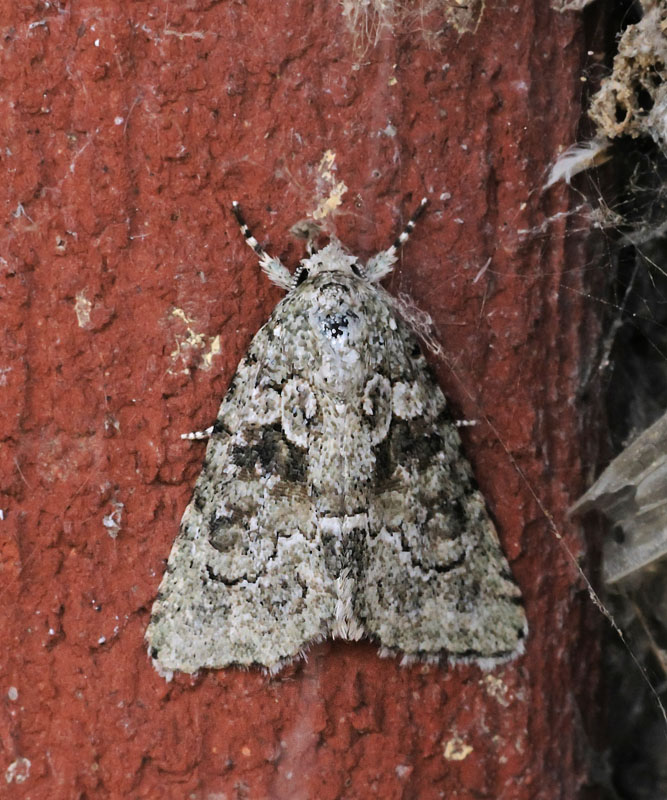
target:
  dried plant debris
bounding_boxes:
[544,138,612,188]
[146,200,527,676]
[548,3,667,247]
[588,3,667,148]
[551,0,599,11]
[551,6,667,798]
[340,0,484,50]
[572,412,667,799]
[571,410,667,585]
[604,570,667,800]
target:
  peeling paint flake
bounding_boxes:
[312,150,348,221]
[5,757,31,785]
[443,736,473,761]
[481,673,512,707]
[74,293,93,328]
[200,334,221,370]
[168,308,222,374]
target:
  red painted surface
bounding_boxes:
[0,1,601,797]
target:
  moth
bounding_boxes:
[146,199,527,674]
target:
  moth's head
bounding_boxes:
[290,239,367,293]
[284,240,379,352]
[289,240,377,350]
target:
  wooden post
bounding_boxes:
[0,1,604,796]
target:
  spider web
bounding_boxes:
[525,5,667,793]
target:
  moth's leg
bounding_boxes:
[365,197,428,282]
[231,201,292,290]
[181,426,214,441]
[181,419,227,441]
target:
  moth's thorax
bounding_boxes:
[291,268,373,395]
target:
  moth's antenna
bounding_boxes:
[393,196,428,249]
[231,201,293,291]
[366,197,428,283]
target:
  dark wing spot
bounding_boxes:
[231,423,307,482]
[374,419,444,482]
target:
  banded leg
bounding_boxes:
[231,201,292,290]
[181,419,227,441]
[181,425,215,441]
[365,197,428,282]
